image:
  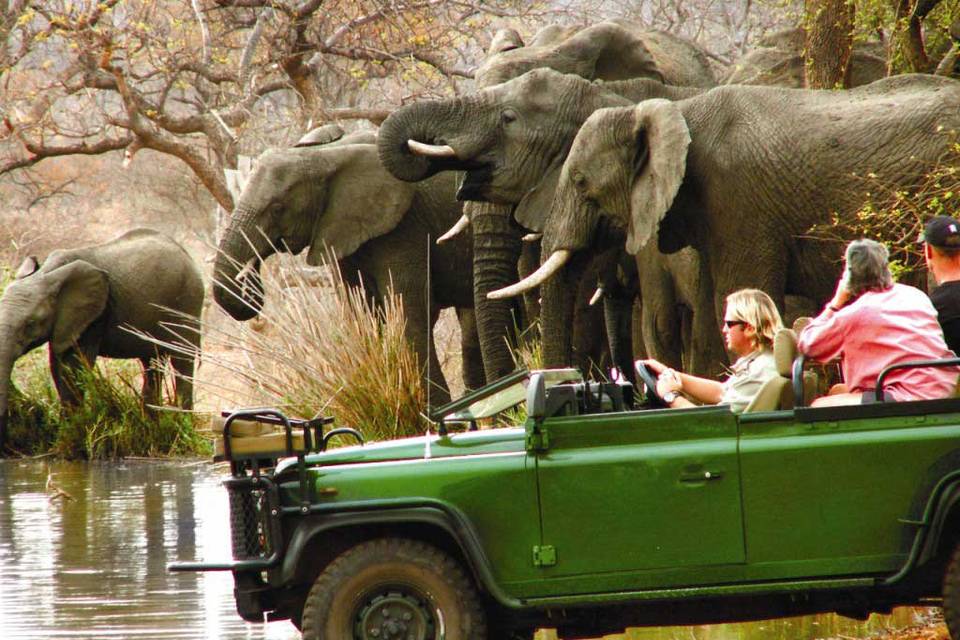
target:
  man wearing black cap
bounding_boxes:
[922,215,960,354]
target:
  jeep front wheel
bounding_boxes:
[301,537,487,640]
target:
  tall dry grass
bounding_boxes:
[185,254,431,442]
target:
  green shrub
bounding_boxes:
[808,137,960,281]
[5,356,210,459]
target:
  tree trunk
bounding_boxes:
[888,0,933,74]
[804,0,856,88]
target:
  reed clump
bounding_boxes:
[197,257,430,442]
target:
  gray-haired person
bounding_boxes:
[798,239,957,406]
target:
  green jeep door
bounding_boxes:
[531,405,745,595]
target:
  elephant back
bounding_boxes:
[65,229,204,349]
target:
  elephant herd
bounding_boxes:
[2,21,959,443]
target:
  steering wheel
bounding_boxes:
[634,362,668,408]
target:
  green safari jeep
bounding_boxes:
[170,364,960,640]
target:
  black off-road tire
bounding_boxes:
[300,537,488,640]
[946,542,960,640]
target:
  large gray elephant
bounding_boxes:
[499,74,960,368]
[378,69,727,374]
[722,27,887,87]
[394,21,719,383]
[0,228,204,448]
[212,134,484,407]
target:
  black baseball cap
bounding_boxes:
[922,215,960,249]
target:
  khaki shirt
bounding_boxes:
[719,350,778,414]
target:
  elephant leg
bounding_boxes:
[686,261,727,377]
[456,307,485,392]
[139,355,164,409]
[400,289,451,409]
[642,301,683,370]
[50,344,98,408]
[637,268,683,370]
[603,292,636,384]
[170,352,196,410]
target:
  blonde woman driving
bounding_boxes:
[640,288,784,413]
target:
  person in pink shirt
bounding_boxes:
[798,239,958,407]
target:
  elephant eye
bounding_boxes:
[572,172,587,191]
[501,109,517,125]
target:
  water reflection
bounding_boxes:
[0,460,940,640]
[0,460,298,640]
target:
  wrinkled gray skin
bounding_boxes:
[378,69,726,374]
[383,21,717,383]
[0,228,204,448]
[533,74,960,366]
[212,135,484,407]
[723,27,887,87]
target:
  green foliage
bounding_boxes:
[5,357,210,460]
[808,137,960,281]
[854,0,960,73]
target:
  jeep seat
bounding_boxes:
[743,328,801,413]
[211,414,306,461]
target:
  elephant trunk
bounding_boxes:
[0,342,17,449]
[539,197,605,370]
[213,207,270,321]
[377,98,478,183]
[540,259,578,369]
[603,292,636,384]
[471,203,524,382]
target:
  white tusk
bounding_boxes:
[436,214,470,244]
[487,250,571,299]
[408,139,456,158]
[522,233,543,242]
[589,286,605,306]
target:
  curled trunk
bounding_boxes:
[377,99,476,183]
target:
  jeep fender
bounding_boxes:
[918,477,960,566]
[279,500,524,609]
[884,470,960,585]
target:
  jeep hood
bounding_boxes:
[275,427,526,474]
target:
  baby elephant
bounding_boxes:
[0,228,204,446]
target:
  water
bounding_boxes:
[0,460,941,640]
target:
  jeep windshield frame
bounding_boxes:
[432,368,583,423]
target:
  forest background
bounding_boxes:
[0,0,958,456]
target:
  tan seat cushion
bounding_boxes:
[211,415,278,437]
[212,415,307,459]
[214,429,307,459]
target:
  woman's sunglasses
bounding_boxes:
[724,320,747,329]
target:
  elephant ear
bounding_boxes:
[626,99,691,255]
[514,165,562,233]
[305,146,417,265]
[293,123,344,148]
[49,260,109,355]
[15,256,39,279]
[488,28,524,55]
[557,22,663,82]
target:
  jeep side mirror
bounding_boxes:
[527,373,546,420]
